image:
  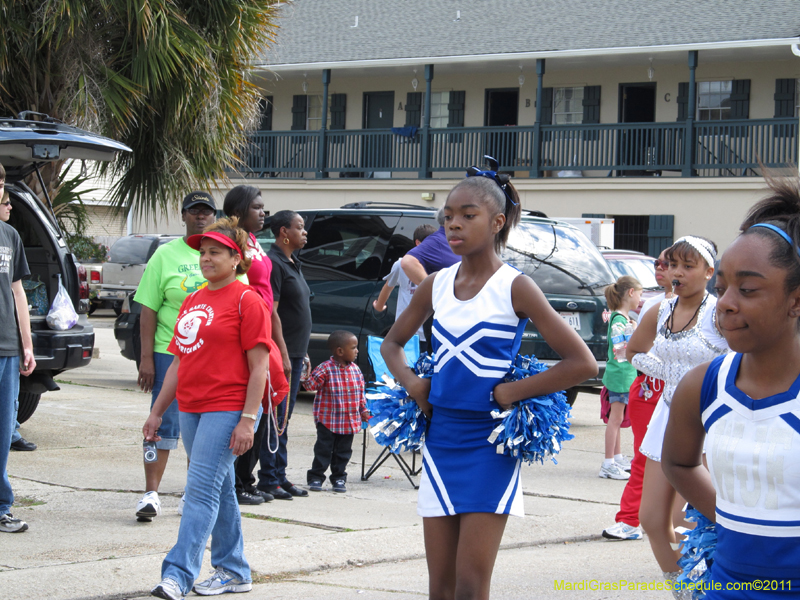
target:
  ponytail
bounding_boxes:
[604,275,642,311]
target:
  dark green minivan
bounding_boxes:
[256,203,615,403]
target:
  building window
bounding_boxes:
[552,87,584,124]
[306,95,331,129]
[697,81,732,121]
[426,92,449,128]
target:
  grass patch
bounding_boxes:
[15,496,45,507]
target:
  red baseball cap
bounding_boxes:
[186,231,244,259]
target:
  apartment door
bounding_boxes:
[617,83,657,175]
[484,88,519,169]
[362,91,394,173]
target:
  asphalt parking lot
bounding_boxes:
[2,310,669,600]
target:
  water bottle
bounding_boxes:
[611,321,631,362]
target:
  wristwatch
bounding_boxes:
[241,413,258,421]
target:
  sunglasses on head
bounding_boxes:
[653,259,669,269]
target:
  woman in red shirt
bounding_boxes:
[144,218,271,600]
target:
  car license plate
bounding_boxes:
[559,311,580,330]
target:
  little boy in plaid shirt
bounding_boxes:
[305,330,370,493]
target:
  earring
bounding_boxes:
[283,238,289,245]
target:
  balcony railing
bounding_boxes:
[240,118,797,179]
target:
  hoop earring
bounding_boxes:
[283,238,289,245]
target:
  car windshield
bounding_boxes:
[502,222,615,295]
[605,256,658,288]
[108,237,153,264]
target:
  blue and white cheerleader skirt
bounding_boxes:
[418,406,524,517]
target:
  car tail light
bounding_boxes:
[76,264,90,300]
[90,270,101,283]
[121,294,131,313]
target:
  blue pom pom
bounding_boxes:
[365,354,432,453]
[677,506,717,599]
[487,354,574,465]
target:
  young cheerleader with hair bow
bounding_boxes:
[382,162,597,600]
[663,178,800,597]
[626,234,729,595]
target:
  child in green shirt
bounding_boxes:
[600,275,642,481]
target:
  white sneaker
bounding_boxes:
[177,493,185,516]
[615,455,632,471]
[136,491,162,521]
[599,462,630,480]
[0,513,28,533]
[193,567,252,595]
[602,521,643,540]
[151,577,184,600]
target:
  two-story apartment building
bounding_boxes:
[224,0,800,254]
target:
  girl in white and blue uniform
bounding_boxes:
[663,178,800,597]
[382,168,597,599]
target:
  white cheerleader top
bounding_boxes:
[631,294,728,406]
[428,263,527,412]
[701,352,800,579]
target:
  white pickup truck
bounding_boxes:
[98,234,178,314]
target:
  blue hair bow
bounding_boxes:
[466,155,518,206]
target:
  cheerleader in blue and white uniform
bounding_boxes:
[382,168,597,600]
[663,178,800,597]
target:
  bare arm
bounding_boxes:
[662,363,717,520]
[626,301,659,361]
[372,282,393,312]
[400,254,428,286]
[493,276,598,409]
[381,274,435,417]
[143,355,180,441]
[229,343,269,456]
[11,280,35,376]
[138,306,158,392]
[271,303,291,378]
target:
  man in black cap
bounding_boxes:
[132,191,216,522]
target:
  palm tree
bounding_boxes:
[0,0,279,219]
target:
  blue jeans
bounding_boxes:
[0,356,20,514]
[160,410,253,594]
[151,352,180,450]
[258,356,303,489]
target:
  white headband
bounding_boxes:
[674,236,716,268]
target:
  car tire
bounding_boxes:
[565,388,579,406]
[16,390,41,424]
[113,301,123,316]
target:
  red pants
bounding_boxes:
[614,374,663,527]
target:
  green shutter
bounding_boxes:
[582,85,600,140]
[291,95,307,130]
[405,92,422,127]
[329,93,346,130]
[258,97,273,131]
[775,78,796,117]
[730,80,751,119]
[447,91,466,127]
[647,215,674,257]
[774,78,796,139]
[677,82,689,121]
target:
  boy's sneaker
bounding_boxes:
[151,577,184,600]
[602,521,643,540]
[308,480,323,492]
[236,490,264,505]
[193,567,252,596]
[136,491,162,521]
[615,455,632,471]
[599,462,630,480]
[332,479,347,493]
[0,513,28,533]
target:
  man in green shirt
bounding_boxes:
[133,192,216,522]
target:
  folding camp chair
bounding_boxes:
[361,334,423,488]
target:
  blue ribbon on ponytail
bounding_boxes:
[466,155,518,206]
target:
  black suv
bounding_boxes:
[0,116,130,421]
[256,203,615,403]
[114,203,615,403]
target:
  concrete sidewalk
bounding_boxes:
[2,326,666,600]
